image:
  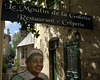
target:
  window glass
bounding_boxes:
[22,48,27,59]
[64,41,81,80]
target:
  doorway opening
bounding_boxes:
[49,38,59,80]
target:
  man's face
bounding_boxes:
[26,55,43,75]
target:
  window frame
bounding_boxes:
[49,39,59,50]
[22,47,27,59]
[64,41,81,80]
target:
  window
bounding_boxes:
[3,36,5,43]
[3,48,5,55]
[49,39,59,50]
[22,48,27,59]
[64,41,81,80]
[67,45,78,72]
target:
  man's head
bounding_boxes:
[25,48,43,76]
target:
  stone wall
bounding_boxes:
[35,23,77,80]
[80,22,100,80]
[34,0,100,80]
[71,0,100,79]
[35,20,100,80]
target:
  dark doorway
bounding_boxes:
[49,50,56,80]
[49,39,58,80]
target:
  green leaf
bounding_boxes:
[34,30,40,38]
[17,0,23,4]
[25,1,32,6]
[37,0,45,5]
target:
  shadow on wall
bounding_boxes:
[80,20,100,80]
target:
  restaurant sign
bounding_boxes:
[1,2,93,29]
